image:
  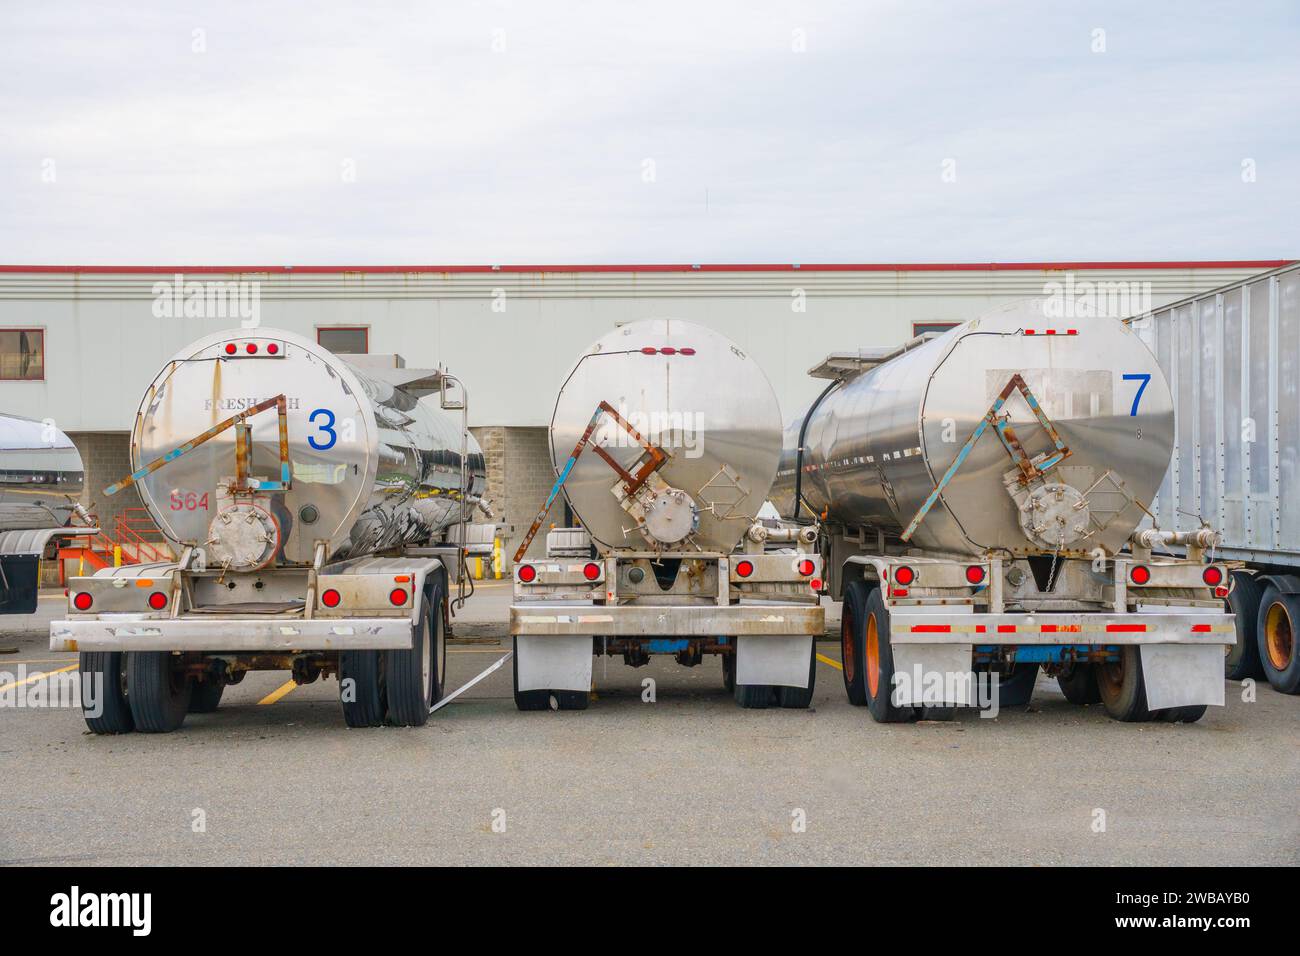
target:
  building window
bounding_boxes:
[912,321,959,337]
[0,329,44,380]
[317,327,368,354]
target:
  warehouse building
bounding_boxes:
[0,260,1286,564]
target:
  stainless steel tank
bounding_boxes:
[773,301,1174,557]
[129,328,484,567]
[550,319,782,554]
[0,414,85,531]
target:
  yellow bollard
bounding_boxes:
[492,535,503,579]
[113,545,122,568]
[473,556,483,579]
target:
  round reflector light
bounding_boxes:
[517,564,537,583]
[147,591,168,610]
[266,342,279,355]
[797,559,815,576]
[894,565,916,586]
[224,343,237,355]
[321,588,341,608]
[389,588,408,607]
[246,343,258,354]
[1130,565,1151,585]
[72,592,93,611]
[965,565,986,585]
[583,562,601,581]
[735,560,754,578]
[1202,566,1224,586]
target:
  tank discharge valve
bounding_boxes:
[206,495,281,571]
[616,473,699,547]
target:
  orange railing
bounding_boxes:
[57,507,173,581]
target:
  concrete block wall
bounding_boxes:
[471,425,558,566]
[67,432,150,540]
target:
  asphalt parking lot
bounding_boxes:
[1,583,1297,866]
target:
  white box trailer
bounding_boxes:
[1131,261,1300,694]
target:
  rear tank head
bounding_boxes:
[549,319,782,554]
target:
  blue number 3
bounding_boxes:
[1122,373,1151,417]
[308,408,337,450]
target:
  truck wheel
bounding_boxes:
[428,576,448,704]
[1257,584,1300,694]
[79,651,134,734]
[840,579,870,706]
[188,679,224,713]
[735,682,776,708]
[126,652,193,733]
[385,596,435,726]
[339,650,386,727]
[1096,646,1154,722]
[777,638,817,708]
[554,690,589,710]
[996,663,1039,708]
[1055,662,1101,704]
[721,647,736,693]
[1159,704,1208,723]
[512,637,551,711]
[1224,571,1265,680]
[863,587,912,722]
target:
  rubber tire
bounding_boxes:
[385,604,433,727]
[79,651,134,734]
[188,679,224,713]
[1257,583,1300,694]
[126,652,192,733]
[554,690,589,710]
[1224,570,1265,680]
[721,647,736,693]
[1056,662,1101,704]
[735,682,776,708]
[863,587,912,723]
[840,579,870,706]
[777,638,818,708]
[996,663,1040,709]
[512,637,552,711]
[1096,645,1155,722]
[339,650,386,728]
[1159,704,1208,723]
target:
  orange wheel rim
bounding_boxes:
[1265,602,1294,671]
[1097,652,1124,702]
[841,605,856,684]
[866,612,880,697]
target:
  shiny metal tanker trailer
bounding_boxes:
[773,300,1233,723]
[52,328,486,733]
[509,319,823,710]
[0,414,96,614]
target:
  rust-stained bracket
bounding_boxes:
[901,374,1070,542]
[104,395,292,497]
[513,400,668,563]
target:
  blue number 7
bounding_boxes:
[1122,373,1151,417]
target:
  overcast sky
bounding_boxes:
[1,1,1297,265]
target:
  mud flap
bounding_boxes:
[515,635,592,692]
[736,635,812,688]
[1139,644,1225,709]
[890,643,976,706]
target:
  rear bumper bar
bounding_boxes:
[50,616,412,652]
[887,611,1234,645]
[510,602,824,637]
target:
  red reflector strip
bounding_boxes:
[1040,624,1082,633]
[975,625,987,633]
[1106,624,1147,632]
[1190,624,1212,633]
[1024,329,1036,335]
[997,624,1017,633]
[911,625,951,633]
[1067,329,1078,335]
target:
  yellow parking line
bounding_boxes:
[0,663,78,692]
[816,653,843,671]
[257,679,298,705]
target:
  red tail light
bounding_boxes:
[660,347,677,355]
[797,559,815,576]
[1129,565,1151,585]
[680,347,696,356]
[583,562,601,581]
[735,560,754,578]
[147,591,168,610]
[894,565,916,586]
[72,592,93,611]
[1202,566,1224,586]
[640,347,657,355]
[517,564,537,583]
[321,588,341,608]
[266,343,279,355]
[389,588,408,606]
[224,343,237,355]
[965,565,986,584]
[810,577,823,592]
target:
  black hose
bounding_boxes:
[789,378,843,521]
